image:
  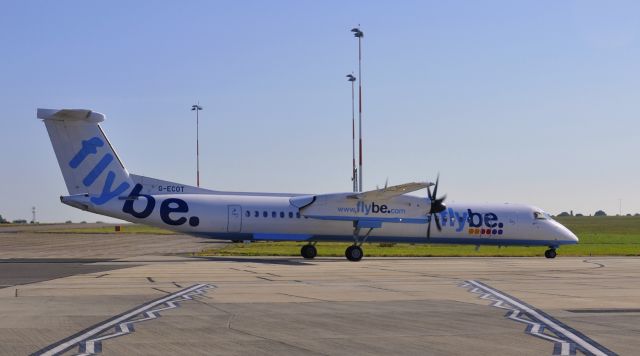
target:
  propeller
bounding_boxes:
[376,178,389,191]
[426,174,447,239]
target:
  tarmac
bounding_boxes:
[0,226,636,355]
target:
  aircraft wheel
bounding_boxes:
[544,249,557,259]
[345,245,363,262]
[301,244,317,259]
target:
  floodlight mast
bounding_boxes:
[191,103,203,187]
[351,26,364,192]
[346,74,357,192]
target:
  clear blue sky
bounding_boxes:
[1,0,639,222]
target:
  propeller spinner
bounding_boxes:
[426,174,447,239]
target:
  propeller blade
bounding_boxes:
[433,173,440,199]
[426,174,446,238]
[434,214,442,231]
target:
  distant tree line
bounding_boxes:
[0,214,31,224]
[557,210,640,217]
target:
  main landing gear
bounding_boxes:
[300,243,317,259]
[345,245,364,262]
[299,226,375,262]
[345,226,374,262]
[544,248,557,259]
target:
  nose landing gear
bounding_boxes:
[544,248,557,259]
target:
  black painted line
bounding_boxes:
[278,293,329,302]
[146,277,155,283]
[151,287,170,294]
[230,267,258,274]
[583,259,606,268]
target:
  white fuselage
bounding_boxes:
[66,191,579,248]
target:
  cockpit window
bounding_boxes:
[534,211,546,220]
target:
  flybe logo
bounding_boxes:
[122,184,200,227]
[68,137,130,205]
[69,136,199,227]
[438,208,505,236]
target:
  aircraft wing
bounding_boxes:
[348,182,432,200]
[289,182,431,227]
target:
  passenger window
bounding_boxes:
[280,212,285,218]
[272,211,276,218]
[254,211,259,218]
[289,212,293,218]
[263,211,268,218]
[296,212,301,218]
[245,211,250,218]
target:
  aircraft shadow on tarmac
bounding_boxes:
[191,256,336,265]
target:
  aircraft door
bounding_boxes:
[227,205,242,233]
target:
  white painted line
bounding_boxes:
[39,283,208,356]
[468,280,608,356]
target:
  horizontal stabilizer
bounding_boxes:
[37,108,105,123]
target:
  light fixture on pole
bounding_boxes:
[351,26,364,192]
[191,103,203,187]
[346,74,357,193]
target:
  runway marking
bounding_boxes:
[461,280,617,356]
[582,259,606,268]
[31,283,215,356]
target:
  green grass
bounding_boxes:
[196,216,640,257]
[40,224,174,235]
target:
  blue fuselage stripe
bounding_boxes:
[192,232,571,247]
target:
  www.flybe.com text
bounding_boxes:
[337,201,406,215]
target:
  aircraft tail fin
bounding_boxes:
[37,108,133,205]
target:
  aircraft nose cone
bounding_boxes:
[555,222,579,243]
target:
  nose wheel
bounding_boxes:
[544,248,557,259]
[300,244,317,259]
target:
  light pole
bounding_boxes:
[619,198,622,216]
[351,26,364,192]
[346,74,357,192]
[191,103,203,187]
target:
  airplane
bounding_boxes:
[37,108,579,261]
